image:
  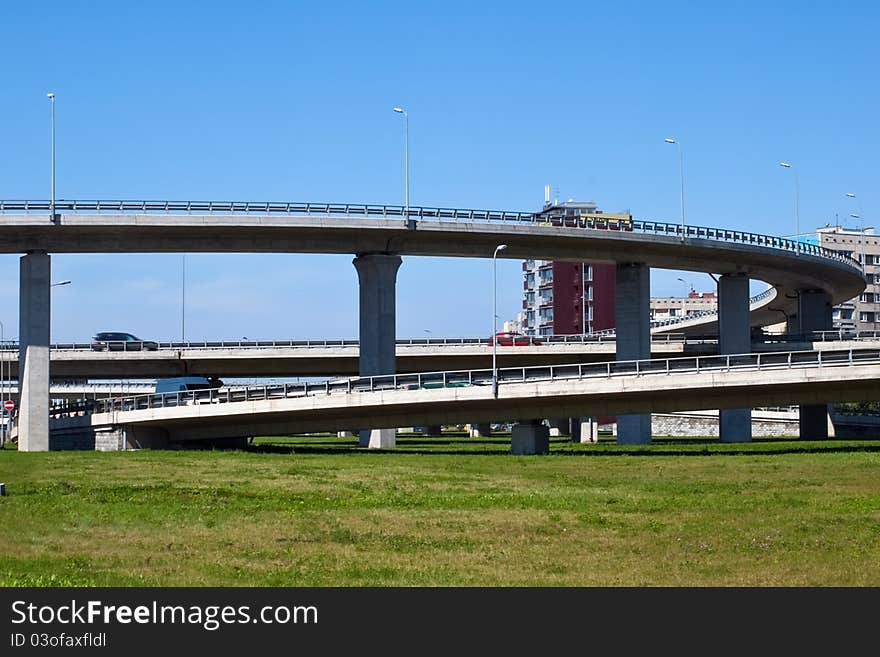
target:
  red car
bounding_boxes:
[489,331,542,346]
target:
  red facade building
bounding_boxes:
[520,198,617,335]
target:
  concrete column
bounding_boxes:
[797,289,833,439]
[469,423,492,438]
[353,253,402,449]
[571,417,598,444]
[18,251,51,452]
[510,420,550,455]
[797,290,833,335]
[718,273,752,443]
[615,263,651,444]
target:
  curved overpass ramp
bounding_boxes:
[0,201,864,313]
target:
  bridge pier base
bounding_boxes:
[718,273,752,443]
[548,418,569,437]
[571,417,598,443]
[469,423,492,438]
[797,290,833,440]
[615,263,651,444]
[18,251,51,452]
[510,420,550,455]
[353,253,402,449]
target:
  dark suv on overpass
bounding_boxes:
[91,332,159,351]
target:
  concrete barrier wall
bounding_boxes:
[651,412,798,437]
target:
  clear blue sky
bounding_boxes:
[0,1,876,341]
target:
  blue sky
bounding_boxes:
[0,1,876,341]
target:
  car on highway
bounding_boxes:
[488,331,542,346]
[153,376,224,405]
[91,332,159,351]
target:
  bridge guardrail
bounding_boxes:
[49,347,880,419]
[0,199,862,272]
[1,333,689,352]
[16,330,880,354]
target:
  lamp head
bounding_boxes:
[664,137,676,144]
[779,162,792,168]
[846,193,856,198]
[393,107,405,114]
[47,92,55,100]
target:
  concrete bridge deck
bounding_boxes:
[47,348,880,446]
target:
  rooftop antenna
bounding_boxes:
[544,184,550,207]
[554,186,560,206]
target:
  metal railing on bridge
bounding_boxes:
[0,199,861,271]
[49,347,880,419]
[1,333,688,352]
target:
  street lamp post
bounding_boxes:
[492,244,508,397]
[846,193,865,274]
[181,254,186,342]
[664,137,685,240]
[779,162,800,254]
[676,277,691,297]
[47,92,56,222]
[50,281,71,346]
[392,107,410,227]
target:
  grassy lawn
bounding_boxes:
[1,432,879,586]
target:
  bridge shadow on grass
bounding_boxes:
[245,435,880,458]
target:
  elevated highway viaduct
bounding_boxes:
[2,333,877,379]
[47,348,880,453]
[1,200,864,449]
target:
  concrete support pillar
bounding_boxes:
[510,420,550,455]
[424,425,443,436]
[615,263,651,444]
[548,418,569,437]
[718,273,752,443]
[337,430,356,438]
[571,417,598,444]
[353,253,402,448]
[797,290,833,335]
[797,289,833,440]
[18,251,51,452]
[469,423,492,438]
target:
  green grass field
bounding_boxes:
[2,432,879,586]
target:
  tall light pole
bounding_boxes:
[492,244,508,397]
[49,280,71,344]
[392,107,410,227]
[779,162,799,254]
[846,193,865,274]
[181,254,186,342]
[47,92,56,221]
[676,277,691,297]
[664,137,685,240]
